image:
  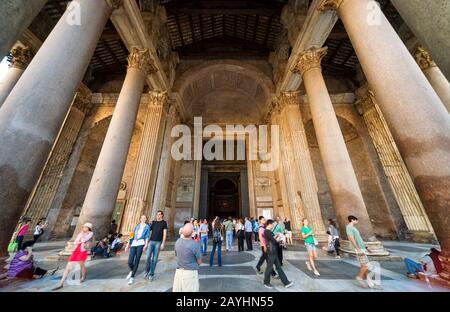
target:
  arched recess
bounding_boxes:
[305,115,399,239]
[173,60,275,125]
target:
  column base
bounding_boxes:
[46,240,94,261]
[406,230,437,244]
[315,232,329,243]
[339,239,394,259]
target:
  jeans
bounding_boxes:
[226,231,233,250]
[92,245,109,258]
[264,252,289,286]
[245,232,253,250]
[256,248,276,276]
[16,236,24,251]
[146,240,162,276]
[201,235,208,254]
[254,231,259,242]
[404,258,422,274]
[277,242,283,265]
[210,239,222,266]
[128,245,144,278]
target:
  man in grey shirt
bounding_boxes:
[173,223,202,292]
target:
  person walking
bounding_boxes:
[235,219,245,252]
[33,218,47,244]
[263,220,293,289]
[16,218,31,251]
[173,223,202,292]
[301,218,320,276]
[126,215,150,285]
[328,219,340,259]
[252,218,259,243]
[284,218,292,246]
[52,223,94,290]
[346,215,374,288]
[223,217,234,251]
[210,218,223,267]
[199,219,209,255]
[145,210,168,281]
[244,217,253,251]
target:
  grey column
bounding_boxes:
[199,168,209,218]
[73,48,153,239]
[390,0,450,78]
[0,0,115,268]
[240,169,250,217]
[0,0,48,59]
[0,46,32,107]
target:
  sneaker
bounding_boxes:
[126,271,132,280]
[264,283,274,289]
[335,256,341,259]
[285,281,294,288]
[314,270,320,276]
[148,275,155,281]
[128,277,134,285]
[305,261,312,271]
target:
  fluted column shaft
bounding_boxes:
[0,0,115,263]
[120,92,167,235]
[292,47,375,240]
[320,0,450,257]
[73,48,152,239]
[0,46,32,107]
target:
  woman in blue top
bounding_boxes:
[301,218,320,276]
[126,215,151,285]
[210,217,224,266]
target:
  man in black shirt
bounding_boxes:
[145,210,168,280]
[263,219,293,289]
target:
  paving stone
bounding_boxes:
[165,277,279,292]
[199,265,256,275]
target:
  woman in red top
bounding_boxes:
[16,218,31,251]
[52,222,94,290]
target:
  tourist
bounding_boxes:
[199,219,209,255]
[33,218,47,244]
[126,215,150,285]
[109,219,118,235]
[192,219,200,242]
[210,217,223,266]
[255,216,267,274]
[173,223,202,292]
[179,220,190,237]
[223,216,234,251]
[244,217,253,251]
[301,218,320,276]
[7,241,57,280]
[273,217,286,263]
[404,248,443,279]
[328,219,340,259]
[284,218,292,246]
[252,217,259,243]
[346,215,374,288]
[235,218,245,252]
[52,223,94,290]
[263,220,293,289]
[145,210,168,281]
[91,236,110,259]
[16,218,31,251]
[110,234,124,254]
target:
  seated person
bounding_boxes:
[7,241,57,279]
[91,236,110,258]
[404,248,443,278]
[110,234,124,254]
[321,231,336,254]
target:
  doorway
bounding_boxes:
[208,174,240,219]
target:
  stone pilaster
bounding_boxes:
[356,88,435,241]
[413,46,450,113]
[120,91,167,235]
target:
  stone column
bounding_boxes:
[0,46,32,106]
[292,47,377,242]
[279,92,327,239]
[199,168,209,218]
[356,88,435,241]
[73,48,154,239]
[192,160,202,218]
[320,0,449,273]
[120,91,167,235]
[0,0,48,59]
[413,46,450,113]
[246,137,257,218]
[0,0,117,269]
[240,169,250,217]
[390,0,450,78]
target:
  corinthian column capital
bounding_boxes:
[279,91,301,110]
[127,47,158,75]
[318,0,344,12]
[291,47,328,76]
[105,0,124,10]
[148,91,168,107]
[413,46,437,70]
[10,46,32,70]
[355,89,376,115]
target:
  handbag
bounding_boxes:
[8,242,18,253]
[313,237,319,246]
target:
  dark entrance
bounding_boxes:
[209,175,240,219]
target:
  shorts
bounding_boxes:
[356,252,370,266]
[285,231,292,239]
[305,243,316,252]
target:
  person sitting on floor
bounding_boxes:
[7,241,57,279]
[110,234,124,254]
[322,231,336,255]
[404,248,443,279]
[91,236,110,259]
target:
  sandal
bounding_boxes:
[52,285,63,291]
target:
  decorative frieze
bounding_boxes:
[10,46,32,69]
[413,46,437,70]
[291,47,328,76]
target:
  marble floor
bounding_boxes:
[1,239,449,292]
